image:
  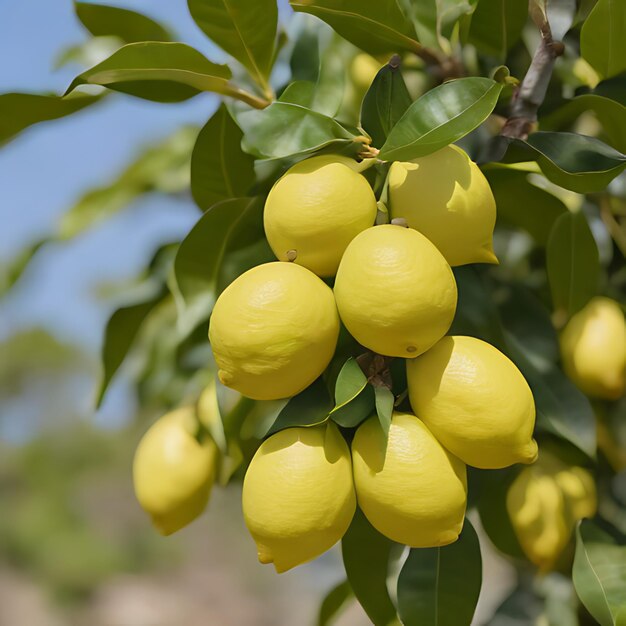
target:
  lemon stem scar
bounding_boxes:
[286,249,298,262]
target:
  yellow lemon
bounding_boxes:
[560,297,626,400]
[352,412,467,547]
[507,452,597,571]
[264,155,377,277]
[209,262,340,400]
[388,145,498,266]
[334,224,457,357]
[133,407,217,535]
[407,336,538,469]
[242,423,356,573]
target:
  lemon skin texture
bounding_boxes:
[560,297,626,400]
[242,423,356,573]
[407,336,538,469]
[209,262,340,400]
[334,224,457,358]
[388,145,498,267]
[133,407,217,536]
[352,413,467,547]
[264,155,377,277]
[507,452,597,571]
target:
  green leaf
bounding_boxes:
[468,0,528,60]
[172,197,272,334]
[485,167,567,246]
[342,509,399,626]
[187,0,277,92]
[573,521,626,626]
[196,377,228,454]
[318,580,354,626]
[521,132,626,193]
[97,290,166,406]
[65,42,245,104]
[0,92,102,145]
[59,126,195,238]
[477,468,525,559]
[190,104,255,211]
[361,58,412,148]
[74,2,171,42]
[581,0,626,79]
[593,74,626,107]
[238,101,356,159]
[397,518,482,626]
[374,386,393,436]
[378,77,502,161]
[265,378,333,435]
[329,358,376,428]
[539,94,626,153]
[511,346,597,458]
[290,0,420,56]
[0,238,49,297]
[546,210,599,316]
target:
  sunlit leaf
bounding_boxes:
[0,92,103,145]
[379,78,502,161]
[573,521,626,626]
[238,101,356,159]
[329,358,376,428]
[342,509,398,626]
[290,0,420,56]
[191,104,255,211]
[188,0,277,92]
[581,0,626,79]
[74,1,172,42]
[546,210,599,316]
[65,42,263,106]
[397,519,482,626]
[361,59,412,148]
[374,386,393,437]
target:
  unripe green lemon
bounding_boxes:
[264,155,377,277]
[242,423,356,573]
[407,336,538,469]
[209,262,340,400]
[352,413,467,547]
[334,224,457,357]
[507,452,597,571]
[133,407,217,535]
[388,145,497,266]
[560,297,626,400]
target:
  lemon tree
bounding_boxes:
[2,0,626,624]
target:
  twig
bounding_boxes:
[500,3,565,140]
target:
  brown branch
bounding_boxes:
[500,11,565,140]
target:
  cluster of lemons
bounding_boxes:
[131,146,625,573]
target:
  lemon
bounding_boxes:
[350,53,382,91]
[264,155,377,277]
[560,297,626,400]
[507,452,597,570]
[352,413,467,547]
[209,262,340,400]
[242,423,356,572]
[407,336,538,469]
[334,224,457,357]
[388,145,498,266]
[133,407,217,535]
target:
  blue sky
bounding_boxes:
[0,0,269,431]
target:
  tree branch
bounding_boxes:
[500,16,564,140]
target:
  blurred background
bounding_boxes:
[0,1,565,625]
